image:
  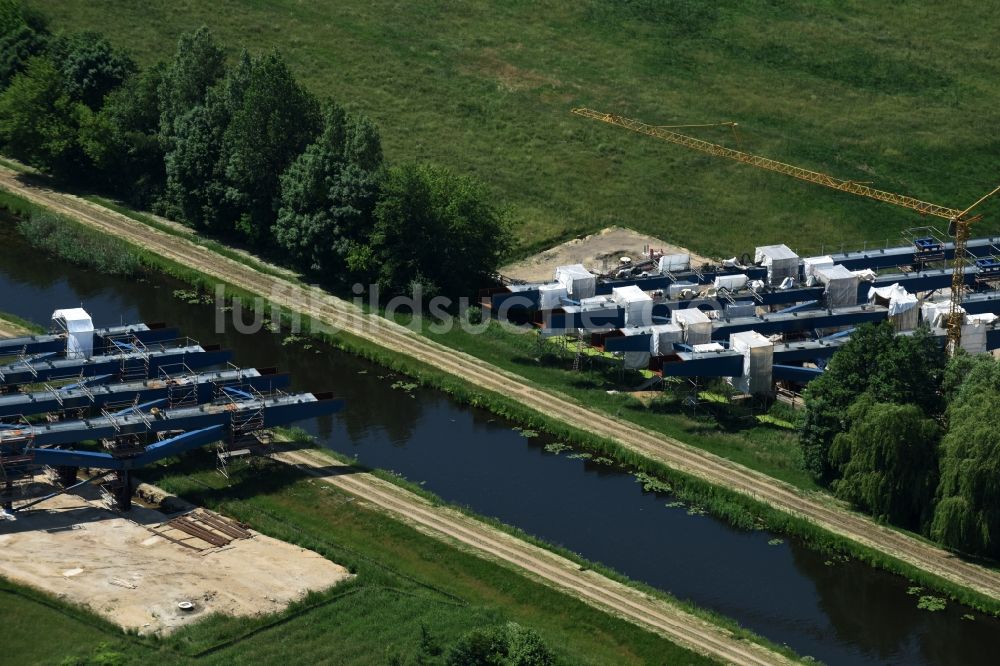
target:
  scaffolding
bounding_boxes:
[0,422,38,510]
[902,226,948,269]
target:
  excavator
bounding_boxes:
[571,107,1000,355]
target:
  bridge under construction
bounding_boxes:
[0,307,343,513]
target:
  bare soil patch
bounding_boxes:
[0,482,350,635]
[501,226,716,282]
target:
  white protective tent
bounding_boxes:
[921,301,962,329]
[815,264,859,308]
[537,283,568,310]
[672,308,712,345]
[554,264,597,299]
[729,331,774,395]
[52,308,94,359]
[754,244,799,285]
[649,323,683,356]
[868,283,919,331]
[658,253,690,273]
[612,285,653,327]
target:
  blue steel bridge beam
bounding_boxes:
[3,394,345,448]
[0,347,232,387]
[30,424,228,470]
[0,370,290,419]
[0,324,178,358]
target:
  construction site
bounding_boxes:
[0,308,351,634]
[483,109,1000,402]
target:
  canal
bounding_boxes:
[0,219,995,665]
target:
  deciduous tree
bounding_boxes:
[362,163,510,298]
[829,398,940,529]
[274,102,384,280]
[221,50,321,244]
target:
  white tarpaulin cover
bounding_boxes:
[852,269,877,282]
[554,264,596,299]
[673,308,712,345]
[754,244,799,285]
[691,342,725,353]
[538,283,568,310]
[815,264,859,308]
[612,285,653,327]
[52,308,94,359]
[868,283,919,330]
[961,317,989,354]
[729,331,774,395]
[713,274,748,291]
[921,301,962,329]
[658,253,690,273]
[649,323,683,355]
[802,255,834,279]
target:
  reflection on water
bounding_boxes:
[1,217,996,665]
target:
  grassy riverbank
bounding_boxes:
[3,188,999,621]
[3,453,719,665]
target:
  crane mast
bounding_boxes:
[572,107,999,355]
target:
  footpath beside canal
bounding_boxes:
[3,165,1000,611]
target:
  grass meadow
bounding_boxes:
[34,0,1000,259]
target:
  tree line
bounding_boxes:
[0,1,510,298]
[801,322,1000,560]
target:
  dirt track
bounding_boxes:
[3,167,1000,607]
[275,447,789,665]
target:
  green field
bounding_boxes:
[3,453,715,665]
[33,0,1000,258]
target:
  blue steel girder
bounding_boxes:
[661,352,744,377]
[711,307,888,340]
[30,424,227,470]
[0,347,231,386]
[2,394,343,448]
[830,236,1000,272]
[6,394,345,470]
[0,369,289,419]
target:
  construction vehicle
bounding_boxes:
[571,107,1000,355]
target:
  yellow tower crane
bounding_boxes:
[571,107,1000,355]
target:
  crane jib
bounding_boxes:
[570,108,962,220]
